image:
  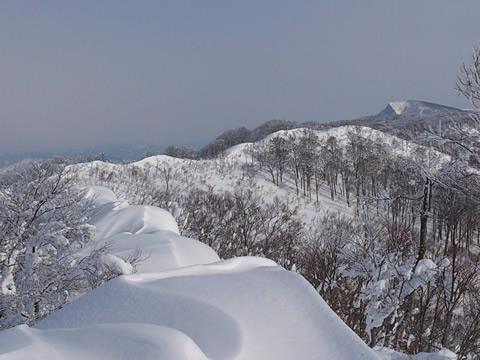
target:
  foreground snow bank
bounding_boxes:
[2,259,379,360]
[0,186,379,360]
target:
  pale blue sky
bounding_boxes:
[2,1,480,152]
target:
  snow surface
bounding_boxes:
[0,186,380,360]
[375,347,457,360]
[390,101,409,115]
[83,185,220,273]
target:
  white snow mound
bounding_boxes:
[83,186,219,272]
[0,186,379,360]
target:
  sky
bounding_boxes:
[2,1,480,153]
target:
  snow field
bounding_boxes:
[0,186,380,359]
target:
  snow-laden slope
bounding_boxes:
[250,125,450,178]
[0,186,380,360]
[261,125,448,159]
[73,125,450,237]
[378,100,465,116]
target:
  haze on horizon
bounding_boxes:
[2,1,480,154]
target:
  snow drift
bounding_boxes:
[0,186,379,360]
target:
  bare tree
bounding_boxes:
[457,45,480,109]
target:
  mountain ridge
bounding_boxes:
[378,100,466,116]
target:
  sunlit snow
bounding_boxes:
[0,186,380,360]
[0,124,458,359]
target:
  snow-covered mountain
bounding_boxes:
[377,100,466,116]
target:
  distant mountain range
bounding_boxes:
[0,143,161,168]
[0,99,474,168]
[377,100,467,116]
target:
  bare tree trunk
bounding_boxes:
[417,178,433,267]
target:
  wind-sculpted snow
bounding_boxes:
[86,185,180,236]
[0,185,381,359]
[82,186,220,272]
[36,274,243,359]
[0,323,209,360]
[17,259,379,360]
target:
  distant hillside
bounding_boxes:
[0,143,161,168]
[197,119,297,158]
[195,100,476,160]
[333,99,474,147]
[378,100,466,116]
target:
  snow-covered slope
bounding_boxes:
[0,186,380,360]
[74,125,450,234]
[378,100,465,116]
[259,125,450,174]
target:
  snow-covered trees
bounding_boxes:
[164,145,196,159]
[0,160,84,326]
[0,159,126,329]
[296,188,480,356]
[198,121,298,159]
